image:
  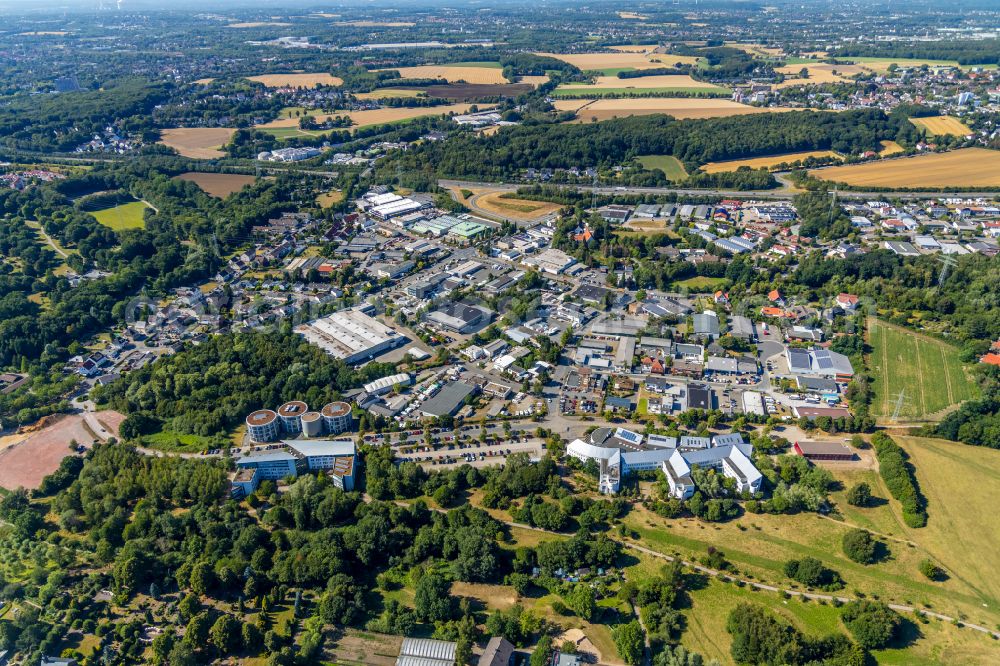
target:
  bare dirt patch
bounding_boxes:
[475,192,563,221]
[0,411,122,490]
[175,172,256,198]
[246,73,344,88]
[159,127,235,159]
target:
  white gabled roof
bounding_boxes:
[567,439,619,462]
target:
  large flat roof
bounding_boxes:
[296,309,406,362]
[286,439,355,458]
[420,381,476,417]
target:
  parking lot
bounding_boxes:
[396,439,545,469]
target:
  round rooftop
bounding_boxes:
[246,409,277,426]
[278,400,308,417]
[322,401,351,418]
[301,411,321,423]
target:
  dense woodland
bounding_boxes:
[831,40,1000,66]
[378,110,907,186]
[93,330,397,440]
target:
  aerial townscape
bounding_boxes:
[3,0,1000,665]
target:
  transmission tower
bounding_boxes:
[890,390,906,423]
[936,254,957,290]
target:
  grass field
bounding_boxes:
[674,276,729,291]
[159,127,235,159]
[910,115,973,137]
[868,318,979,421]
[553,74,728,96]
[637,154,689,180]
[316,190,345,208]
[174,172,256,198]
[683,577,1000,666]
[246,73,344,88]
[701,150,842,173]
[564,97,784,122]
[810,148,1000,188]
[379,65,508,84]
[89,201,150,231]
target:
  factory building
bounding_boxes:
[296,308,408,365]
[246,409,280,443]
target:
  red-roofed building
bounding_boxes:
[981,353,1000,366]
[836,293,859,311]
[768,289,784,305]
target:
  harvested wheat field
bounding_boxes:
[775,63,865,88]
[193,78,216,85]
[380,65,508,84]
[810,148,1000,188]
[247,73,343,88]
[701,150,842,173]
[258,103,481,131]
[879,140,905,156]
[226,22,291,28]
[910,115,972,136]
[0,411,123,491]
[333,20,415,27]
[354,88,424,100]
[557,74,725,91]
[608,44,659,53]
[617,11,648,19]
[535,51,701,70]
[569,98,782,122]
[474,191,562,221]
[519,75,551,86]
[175,172,256,198]
[159,127,235,159]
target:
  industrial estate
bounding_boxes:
[1,1,1000,666]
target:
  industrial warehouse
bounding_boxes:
[295,306,408,364]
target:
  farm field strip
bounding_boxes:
[534,51,702,70]
[377,65,508,84]
[810,148,1000,188]
[910,115,972,136]
[567,97,788,121]
[700,150,841,172]
[256,103,483,132]
[174,172,256,198]
[158,127,235,159]
[245,73,344,87]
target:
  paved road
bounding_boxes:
[440,178,1000,202]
